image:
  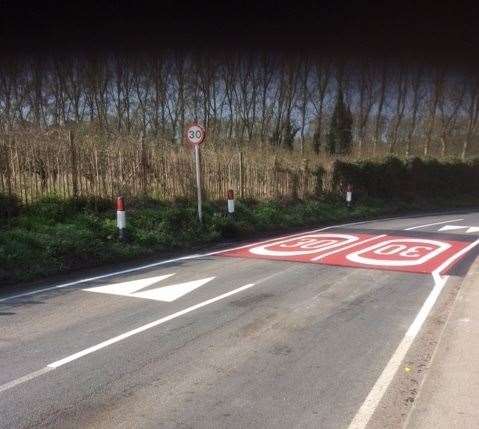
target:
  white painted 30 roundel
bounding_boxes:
[249,234,359,256]
[345,238,451,266]
[186,124,205,145]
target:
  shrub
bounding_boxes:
[332,156,479,202]
[254,201,285,229]
[0,193,21,219]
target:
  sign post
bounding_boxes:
[186,124,206,223]
[194,144,203,223]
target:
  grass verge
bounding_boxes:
[1,194,478,285]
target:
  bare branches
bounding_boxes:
[0,53,477,160]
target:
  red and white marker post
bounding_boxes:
[116,196,126,240]
[227,189,235,216]
[186,124,206,223]
[346,184,353,208]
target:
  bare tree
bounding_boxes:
[373,62,388,156]
[310,59,331,153]
[0,52,478,163]
[437,75,465,157]
[424,68,445,157]
[356,62,375,157]
[389,65,408,154]
[462,76,479,160]
[405,65,424,157]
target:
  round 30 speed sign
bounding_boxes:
[186,124,206,145]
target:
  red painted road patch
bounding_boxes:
[219,232,472,274]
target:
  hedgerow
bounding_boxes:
[331,156,479,201]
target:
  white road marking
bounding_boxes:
[2,214,467,304]
[2,214,476,398]
[83,274,215,302]
[249,233,360,257]
[439,225,479,234]
[348,238,479,429]
[345,238,450,267]
[438,225,468,232]
[310,235,387,261]
[404,218,464,230]
[0,367,54,394]
[0,217,391,304]
[0,255,199,304]
[48,282,255,368]
[132,277,214,302]
[0,282,257,394]
[84,274,175,296]
[437,225,479,234]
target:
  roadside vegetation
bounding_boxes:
[2,155,479,285]
[2,54,479,205]
[0,194,376,284]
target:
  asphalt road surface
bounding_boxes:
[1,211,479,429]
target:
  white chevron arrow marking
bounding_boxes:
[84,274,175,296]
[438,225,479,234]
[132,277,215,302]
[438,225,468,232]
[83,274,215,302]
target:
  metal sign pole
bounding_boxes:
[186,123,205,224]
[194,144,203,223]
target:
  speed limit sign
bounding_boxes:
[185,123,206,223]
[186,124,206,145]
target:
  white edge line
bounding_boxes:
[310,235,387,261]
[404,218,464,230]
[0,217,385,303]
[347,238,479,429]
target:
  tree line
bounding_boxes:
[1,52,478,159]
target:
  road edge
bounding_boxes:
[402,255,479,428]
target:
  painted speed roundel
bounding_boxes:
[219,231,473,275]
[249,234,360,257]
[345,239,451,267]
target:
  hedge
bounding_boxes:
[331,157,479,202]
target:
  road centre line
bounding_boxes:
[347,238,479,429]
[0,282,257,394]
[0,217,391,304]
[404,218,464,230]
[310,235,387,261]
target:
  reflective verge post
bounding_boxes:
[227,189,235,217]
[116,196,126,240]
[346,184,353,209]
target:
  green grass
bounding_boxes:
[1,194,478,285]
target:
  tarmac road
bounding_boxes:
[1,211,479,429]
